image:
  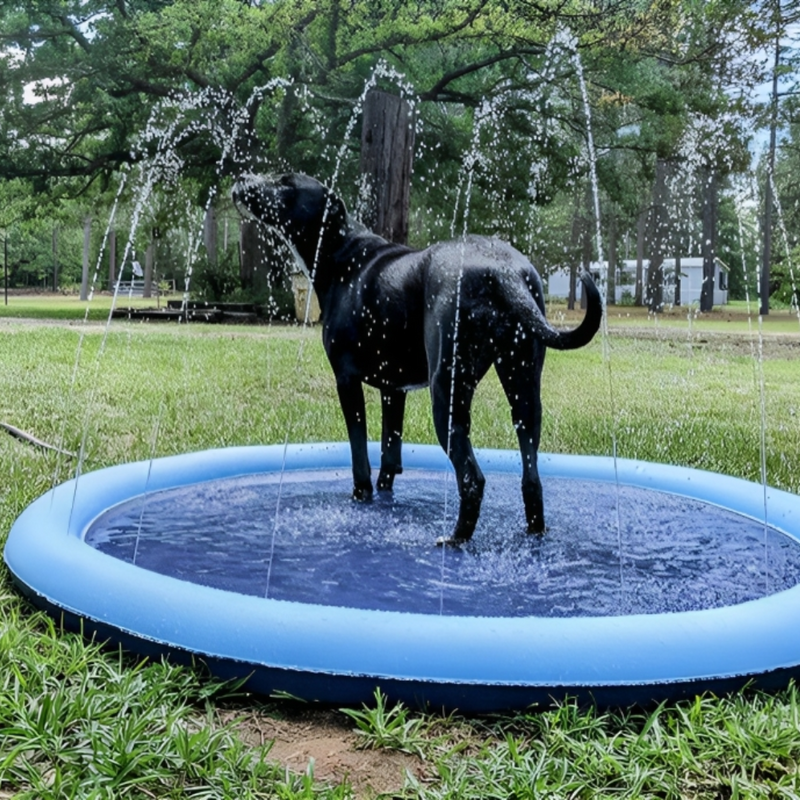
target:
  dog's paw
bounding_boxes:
[376,471,396,491]
[438,520,475,546]
[436,535,467,548]
[526,521,546,536]
[352,483,373,502]
[377,465,403,491]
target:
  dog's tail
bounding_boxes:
[534,271,603,351]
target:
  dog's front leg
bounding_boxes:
[377,389,406,491]
[336,377,373,501]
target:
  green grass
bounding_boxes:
[396,687,800,798]
[600,300,800,336]
[0,292,183,322]
[2,316,800,797]
[0,612,304,799]
[5,292,800,334]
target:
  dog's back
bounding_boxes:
[420,235,601,355]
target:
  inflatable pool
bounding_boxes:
[5,442,800,711]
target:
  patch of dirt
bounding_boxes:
[220,707,431,798]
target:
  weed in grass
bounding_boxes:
[341,689,430,756]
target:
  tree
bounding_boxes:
[0,0,772,305]
[0,0,702,189]
[758,0,800,314]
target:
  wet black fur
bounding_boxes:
[233,173,602,542]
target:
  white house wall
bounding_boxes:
[545,258,728,306]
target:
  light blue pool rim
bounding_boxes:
[5,442,800,711]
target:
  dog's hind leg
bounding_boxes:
[336,377,373,501]
[377,389,406,491]
[495,351,546,534]
[430,369,485,543]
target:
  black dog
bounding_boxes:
[233,173,602,543]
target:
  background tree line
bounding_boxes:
[0,0,798,312]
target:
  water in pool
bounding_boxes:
[85,469,800,617]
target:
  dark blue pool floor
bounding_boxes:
[85,469,800,618]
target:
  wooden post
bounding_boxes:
[80,216,91,301]
[359,90,415,244]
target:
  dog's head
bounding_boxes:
[232,172,347,246]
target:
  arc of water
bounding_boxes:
[64,81,291,532]
[63,142,181,526]
[556,29,629,602]
[52,168,129,500]
[261,62,420,600]
[125,83,296,571]
[750,176,772,591]
[436,97,495,607]
[732,175,771,592]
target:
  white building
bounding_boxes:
[546,258,729,306]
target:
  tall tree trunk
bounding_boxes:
[635,209,645,306]
[580,202,592,310]
[239,219,260,288]
[359,90,415,244]
[80,216,91,301]
[52,227,58,292]
[647,159,668,314]
[108,229,116,291]
[607,209,618,306]
[567,204,581,311]
[700,167,718,313]
[143,238,154,299]
[761,27,781,316]
[204,204,218,268]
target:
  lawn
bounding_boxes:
[3,292,800,335]
[1,309,800,798]
[0,291,182,322]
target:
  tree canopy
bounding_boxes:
[0,0,735,188]
[1,0,797,308]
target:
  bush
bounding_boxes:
[190,250,241,302]
[768,257,800,309]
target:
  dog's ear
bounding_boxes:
[324,193,349,230]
